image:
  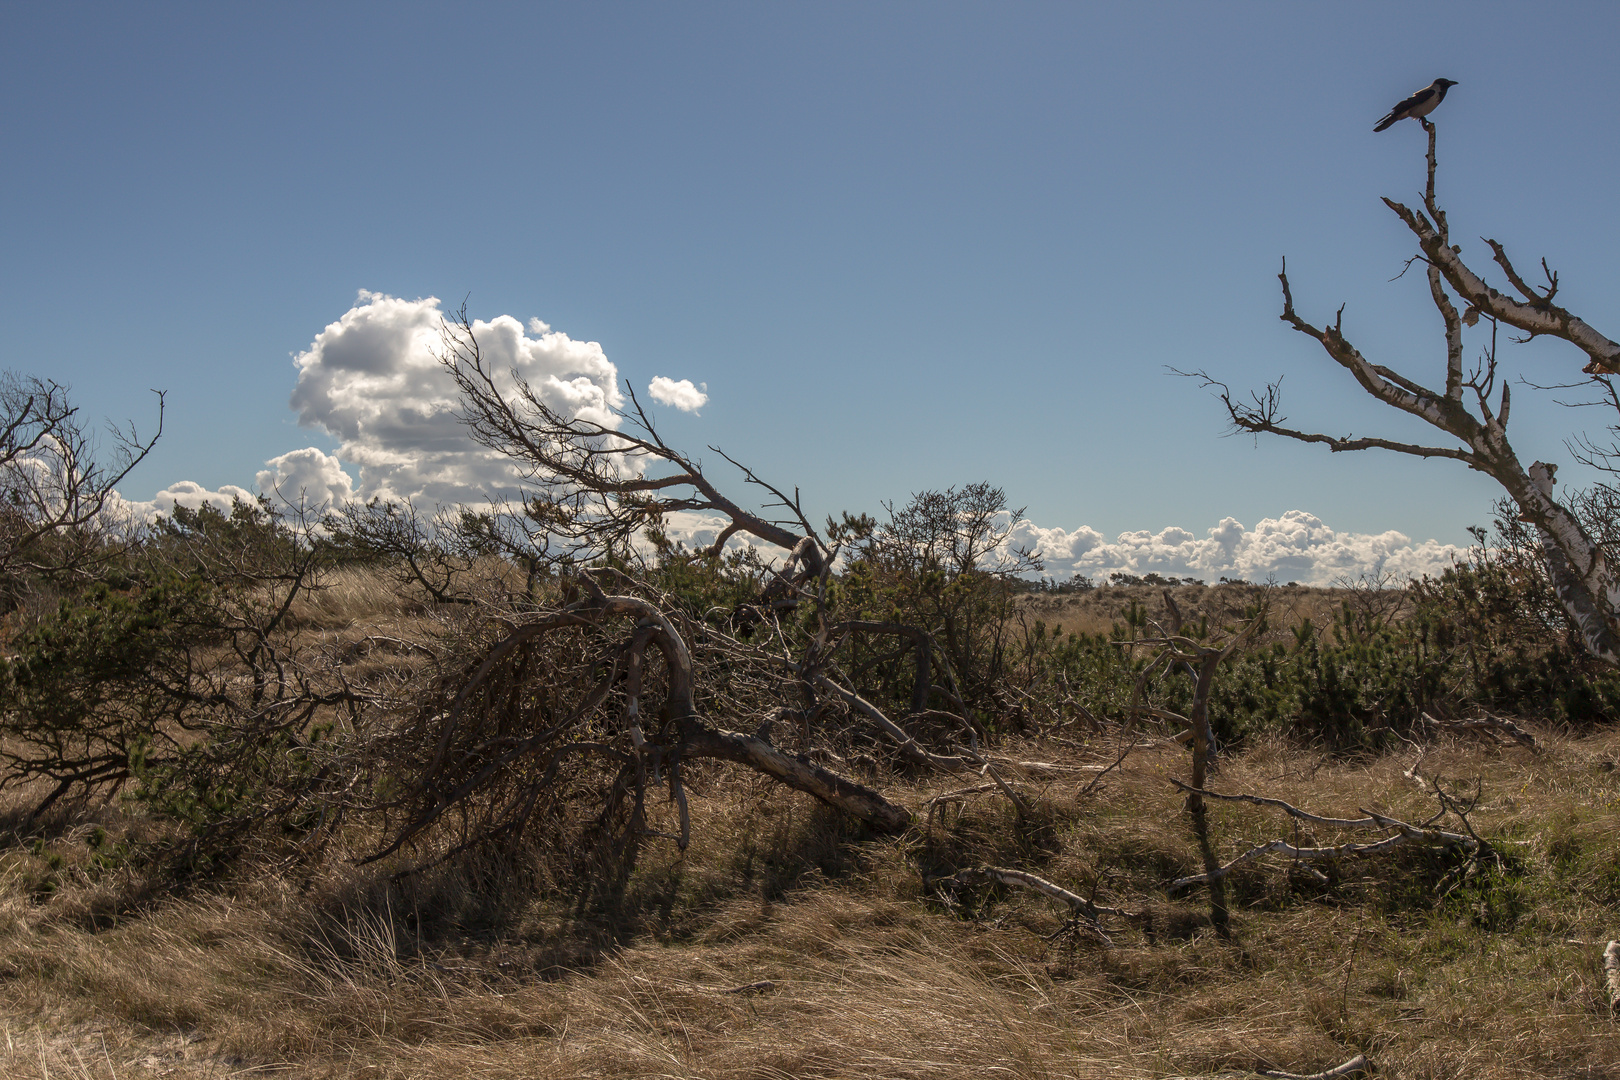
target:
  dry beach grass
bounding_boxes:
[2,718,1617,1079]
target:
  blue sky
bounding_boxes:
[4,2,1618,582]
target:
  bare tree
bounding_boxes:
[1194,120,1620,665]
[0,373,163,602]
[355,313,915,862]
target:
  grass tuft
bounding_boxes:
[2,725,1617,1077]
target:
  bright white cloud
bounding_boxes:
[256,447,356,507]
[648,376,708,413]
[288,290,622,504]
[649,506,1463,586]
[114,292,1469,587]
[109,449,355,524]
[1007,509,1466,585]
[110,480,259,522]
[651,510,774,557]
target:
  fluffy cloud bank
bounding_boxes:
[288,290,622,504]
[111,293,1464,586]
[136,480,259,518]
[1006,510,1466,585]
[647,508,1463,585]
[111,448,356,522]
[256,447,357,506]
[114,292,634,522]
[648,376,708,413]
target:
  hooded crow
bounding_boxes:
[1374,79,1458,132]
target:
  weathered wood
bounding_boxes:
[811,672,980,772]
[1171,805,1475,890]
[682,725,911,832]
[1254,1053,1371,1080]
[1604,940,1620,1011]
[1170,781,1378,828]
[1420,711,1539,752]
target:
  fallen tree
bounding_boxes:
[366,572,913,868]
[357,317,1056,869]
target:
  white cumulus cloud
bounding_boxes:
[648,376,708,413]
[109,480,259,523]
[1007,510,1466,585]
[646,506,1464,586]
[289,290,622,504]
[256,447,357,507]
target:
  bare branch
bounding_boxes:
[1168,782,1379,829]
[437,308,821,566]
[1604,940,1620,1012]
[1256,1053,1372,1080]
[1383,197,1620,376]
[940,866,1135,944]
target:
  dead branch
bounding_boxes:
[721,980,775,995]
[1420,711,1539,752]
[943,866,1139,944]
[1172,833,1414,890]
[999,760,1108,779]
[681,726,909,831]
[1169,783,1477,890]
[1169,781,1378,828]
[438,306,827,573]
[924,783,1001,829]
[1603,940,1620,1011]
[809,672,983,772]
[371,582,915,864]
[1253,1053,1371,1080]
[1388,124,1619,376]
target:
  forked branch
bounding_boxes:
[438,307,828,575]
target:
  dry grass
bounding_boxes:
[2,724,1618,1079]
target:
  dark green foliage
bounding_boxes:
[0,496,369,869]
[0,575,217,816]
[1025,553,1620,749]
[837,484,1041,719]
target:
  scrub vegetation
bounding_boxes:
[4,126,1620,1078]
[0,374,1618,1080]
